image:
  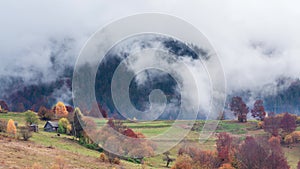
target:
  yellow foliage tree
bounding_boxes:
[55,102,68,118]
[7,119,16,136]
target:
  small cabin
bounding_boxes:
[44,121,58,132]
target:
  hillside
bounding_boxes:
[1,112,300,168]
[0,113,140,169]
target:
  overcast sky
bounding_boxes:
[0,0,300,94]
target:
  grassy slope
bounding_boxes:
[0,113,140,169]
[1,113,300,168]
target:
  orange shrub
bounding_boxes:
[257,121,264,129]
[99,153,109,162]
[112,157,120,165]
[171,154,192,169]
[284,131,300,144]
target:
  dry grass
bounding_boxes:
[0,135,139,169]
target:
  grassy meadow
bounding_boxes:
[1,112,300,168]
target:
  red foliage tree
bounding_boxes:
[251,100,266,121]
[216,132,233,163]
[236,136,268,169]
[297,160,300,169]
[280,112,297,134]
[263,114,281,136]
[38,106,54,121]
[65,105,74,114]
[236,136,289,169]
[230,96,249,122]
[264,153,289,169]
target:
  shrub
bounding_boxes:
[99,153,109,162]
[0,119,7,132]
[257,121,264,129]
[284,131,300,144]
[171,154,193,169]
[18,126,32,141]
[177,144,221,168]
[112,157,120,165]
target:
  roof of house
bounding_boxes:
[44,121,58,128]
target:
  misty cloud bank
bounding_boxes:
[0,1,299,116]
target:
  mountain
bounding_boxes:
[1,35,299,118]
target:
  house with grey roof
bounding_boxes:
[44,121,58,132]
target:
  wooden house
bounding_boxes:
[44,121,58,132]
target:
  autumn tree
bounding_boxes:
[280,112,297,135]
[230,96,249,122]
[263,114,281,136]
[7,119,17,137]
[54,102,68,118]
[297,160,300,169]
[251,100,266,121]
[58,118,72,134]
[216,132,233,163]
[236,136,268,169]
[25,110,39,125]
[38,106,54,121]
[235,136,289,169]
